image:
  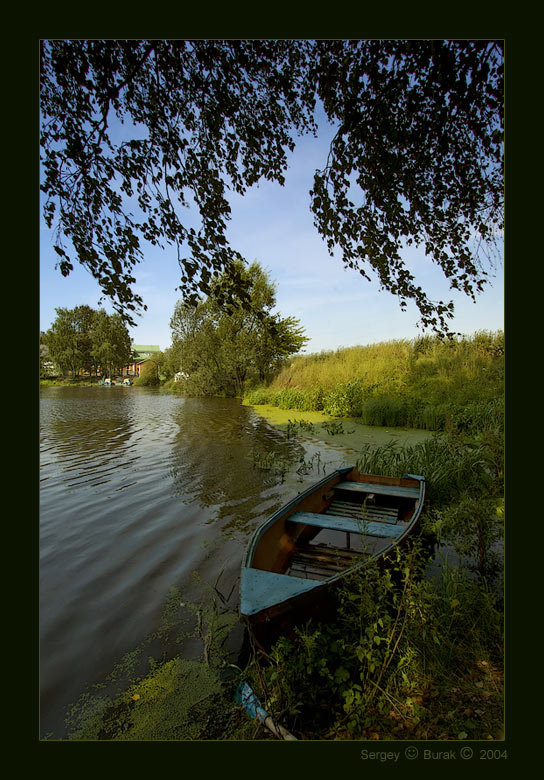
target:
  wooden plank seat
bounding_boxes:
[288,544,368,580]
[335,481,420,499]
[287,511,405,539]
[327,499,399,525]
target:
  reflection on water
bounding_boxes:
[39,387,430,740]
[169,398,307,534]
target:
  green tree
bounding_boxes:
[91,309,132,376]
[40,39,503,334]
[44,306,133,377]
[133,359,160,386]
[169,262,307,396]
[43,305,95,377]
[40,332,57,377]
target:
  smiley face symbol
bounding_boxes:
[405,746,418,760]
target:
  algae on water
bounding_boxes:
[64,582,242,741]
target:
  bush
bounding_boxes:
[322,379,366,417]
[449,397,505,434]
[245,387,275,405]
[133,361,160,386]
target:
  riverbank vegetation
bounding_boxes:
[235,418,504,741]
[245,330,504,433]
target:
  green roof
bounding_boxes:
[132,345,160,353]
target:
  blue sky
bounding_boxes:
[40,121,504,354]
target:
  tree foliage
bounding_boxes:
[40,39,503,333]
[133,359,160,386]
[90,308,133,376]
[43,306,133,376]
[169,262,307,395]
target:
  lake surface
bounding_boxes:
[39,386,432,739]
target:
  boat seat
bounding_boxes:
[240,566,320,616]
[328,500,399,525]
[287,512,405,539]
[335,481,420,499]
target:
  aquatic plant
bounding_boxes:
[251,449,290,482]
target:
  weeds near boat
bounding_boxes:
[295,452,328,479]
[237,425,504,740]
[286,418,315,438]
[251,446,331,483]
[356,434,501,507]
[355,433,504,577]
[321,420,356,436]
[251,449,290,482]
[241,544,503,740]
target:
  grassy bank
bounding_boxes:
[40,376,104,387]
[245,331,504,433]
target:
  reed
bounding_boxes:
[355,433,501,508]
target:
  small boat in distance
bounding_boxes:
[240,466,425,647]
[121,378,132,386]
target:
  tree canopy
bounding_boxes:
[168,262,307,395]
[43,305,133,376]
[40,39,504,333]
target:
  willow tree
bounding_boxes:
[40,39,504,334]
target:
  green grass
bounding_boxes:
[245,331,504,432]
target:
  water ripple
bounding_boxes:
[39,387,355,739]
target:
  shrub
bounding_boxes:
[133,361,160,386]
[449,397,505,434]
[247,544,503,740]
[322,379,367,417]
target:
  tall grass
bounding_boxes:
[355,434,501,507]
[245,331,504,432]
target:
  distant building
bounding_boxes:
[126,344,161,376]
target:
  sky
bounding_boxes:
[39,120,504,355]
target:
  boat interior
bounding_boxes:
[253,478,420,582]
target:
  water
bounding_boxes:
[39,386,431,739]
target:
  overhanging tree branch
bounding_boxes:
[40,39,503,333]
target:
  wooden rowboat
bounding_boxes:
[240,466,425,646]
